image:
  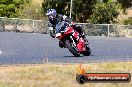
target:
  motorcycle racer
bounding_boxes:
[46,9,86,48]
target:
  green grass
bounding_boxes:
[0,62,132,87]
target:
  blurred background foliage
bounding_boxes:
[88,1,120,24]
[0,0,131,24]
[123,17,132,25]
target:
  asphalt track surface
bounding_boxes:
[0,32,132,64]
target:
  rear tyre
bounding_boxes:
[65,40,80,57]
[83,46,91,56]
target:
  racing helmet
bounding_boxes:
[46,9,57,23]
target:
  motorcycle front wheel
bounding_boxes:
[65,40,80,57]
[82,45,91,56]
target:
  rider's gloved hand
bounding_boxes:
[55,33,61,38]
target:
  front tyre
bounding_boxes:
[65,40,80,57]
[83,46,91,56]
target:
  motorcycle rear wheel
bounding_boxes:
[65,40,80,57]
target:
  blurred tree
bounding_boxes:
[42,0,97,22]
[88,2,120,24]
[0,0,30,17]
[42,0,132,23]
[117,0,132,12]
[42,0,70,16]
[123,17,132,25]
[72,0,97,22]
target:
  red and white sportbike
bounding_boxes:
[55,23,91,57]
